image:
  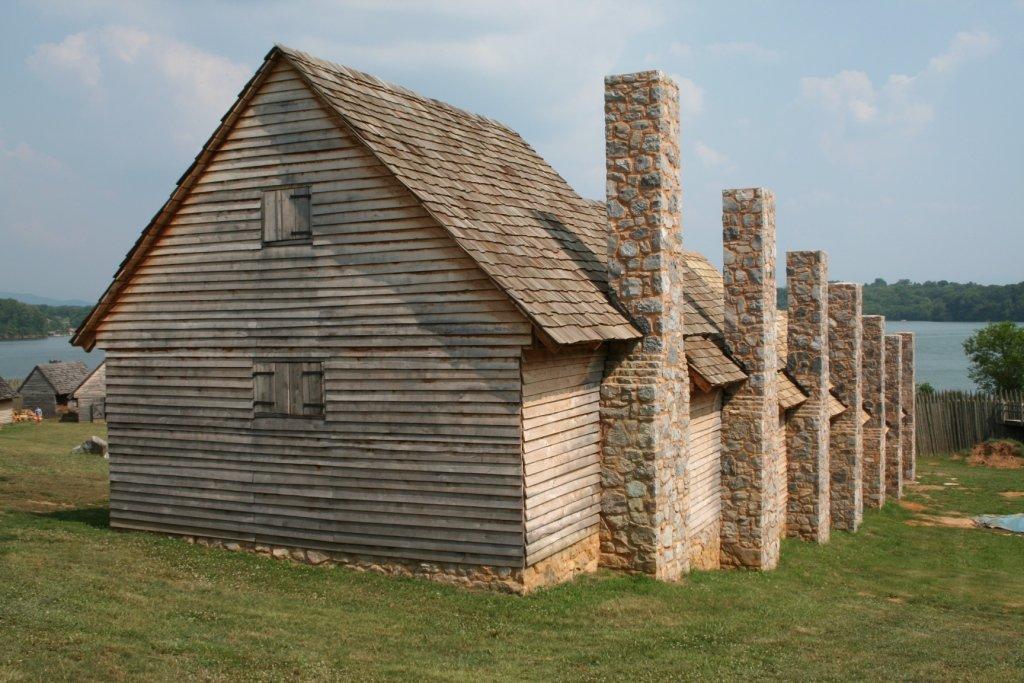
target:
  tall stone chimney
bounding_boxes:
[600,71,689,580]
[828,283,863,532]
[785,251,830,543]
[861,316,887,508]
[899,333,916,482]
[720,188,782,570]
[884,334,904,499]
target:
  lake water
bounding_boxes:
[0,336,104,381]
[0,321,994,390]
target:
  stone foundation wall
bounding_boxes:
[884,334,904,500]
[688,520,721,570]
[861,315,887,509]
[828,283,863,531]
[600,70,689,580]
[720,187,783,570]
[785,251,830,543]
[173,532,601,595]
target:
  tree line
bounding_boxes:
[778,280,1024,322]
[0,299,92,340]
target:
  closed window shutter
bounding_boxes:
[262,187,311,243]
[253,362,277,414]
[300,362,324,416]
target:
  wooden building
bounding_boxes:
[72,46,638,592]
[19,361,89,418]
[72,46,911,591]
[73,361,107,422]
[0,378,17,426]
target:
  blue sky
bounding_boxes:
[1,1,1021,301]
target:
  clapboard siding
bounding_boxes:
[19,370,57,417]
[687,389,722,541]
[96,62,532,567]
[521,346,603,565]
[74,362,106,421]
[0,401,12,425]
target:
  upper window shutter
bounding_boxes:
[262,187,311,243]
[284,188,312,238]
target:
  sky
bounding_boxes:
[1,0,1021,302]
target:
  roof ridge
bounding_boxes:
[273,44,521,136]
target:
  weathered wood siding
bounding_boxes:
[96,63,533,568]
[0,400,12,425]
[19,369,56,417]
[74,363,106,422]
[687,388,722,546]
[521,347,603,566]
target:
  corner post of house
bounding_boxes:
[720,187,782,570]
[884,334,904,499]
[899,332,916,481]
[828,282,863,531]
[785,251,831,543]
[599,70,689,580]
[861,315,887,508]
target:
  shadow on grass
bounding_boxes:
[36,506,110,529]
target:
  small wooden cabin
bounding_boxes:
[73,361,107,422]
[0,378,17,425]
[72,46,639,592]
[19,361,89,418]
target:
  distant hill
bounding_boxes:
[0,299,92,340]
[778,279,1024,322]
[0,291,92,307]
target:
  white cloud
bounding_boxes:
[674,76,704,117]
[800,29,998,161]
[693,140,729,167]
[928,30,999,74]
[28,32,101,87]
[0,141,66,172]
[27,27,250,146]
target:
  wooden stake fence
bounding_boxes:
[916,389,1024,456]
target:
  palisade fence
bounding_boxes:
[916,390,1024,456]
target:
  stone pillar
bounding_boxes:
[600,71,689,580]
[828,283,863,532]
[861,316,887,509]
[784,251,830,543]
[720,188,782,570]
[884,334,903,499]
[899,333,916,482]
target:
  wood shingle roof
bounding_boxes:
[0,377,17,402]
[33,361,89,395]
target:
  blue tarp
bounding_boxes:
[974,514,1024,533]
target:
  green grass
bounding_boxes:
[1,422,1022,681]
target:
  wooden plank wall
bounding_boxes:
[0,401,12,425]
[96,62,533,568]
[521,346,603,566]
[74,363,106,422]
[19,370,57,417]
[687,388,722,547]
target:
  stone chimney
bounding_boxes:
[861,316,886,509]
[828,283,863,532]
[784,251,830,543]
[720,188,782,570]
[600,71,689,580]
[899,333,916,482]
[884,334,904,499]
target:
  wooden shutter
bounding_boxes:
[300,362,324,417]
[262,187,311,243]
[253,362,277,414]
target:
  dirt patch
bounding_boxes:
[898,500,929,513]
[967,441,1024,469]
[912,484,946,492]
[905,515,977,529]
[998,491,1024,499]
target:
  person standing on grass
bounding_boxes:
[33,407,42,423]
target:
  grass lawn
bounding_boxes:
[1,422,1022,681]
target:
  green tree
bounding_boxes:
[917,382,936,396]
[962,322,1024,393]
